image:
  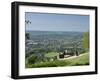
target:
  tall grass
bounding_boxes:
[27,60,71,68]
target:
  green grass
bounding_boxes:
[66,53,89,66]
[27,60,71,68]
[26,53,89,68]
[45,52,59,57]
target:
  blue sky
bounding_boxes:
[25,12,89,32]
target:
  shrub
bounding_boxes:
[28,55,38,64]
[28,60,71,68]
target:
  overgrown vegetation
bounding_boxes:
[83,32,89,50]
[27,60,71,68]
[26,53,89,68]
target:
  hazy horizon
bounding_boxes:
[26,30,88,32]
[25,12,89,32]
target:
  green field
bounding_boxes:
[26,53,89,68]
[45,52,59,57]
[65,53,89,66]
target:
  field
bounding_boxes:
[45,52,59,57]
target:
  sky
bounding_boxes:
[25,12,89,32]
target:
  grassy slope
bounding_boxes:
[26,53,89,68]
[66,53,89,66]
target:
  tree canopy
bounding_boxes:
[83,32,89,49]
[26,33,30,40]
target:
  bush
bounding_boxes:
[28,55,38,64]
[28,60,71,68]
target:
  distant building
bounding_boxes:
[26,40,38,45]
[59,49,79,59]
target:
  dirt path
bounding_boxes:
[59,54,87,60]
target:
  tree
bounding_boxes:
[71,41,80,56]
[25,19,31,40]
[83,32,89,50]
[28,55,38,64]
[26,33,30,40]
[25,20,31,24]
